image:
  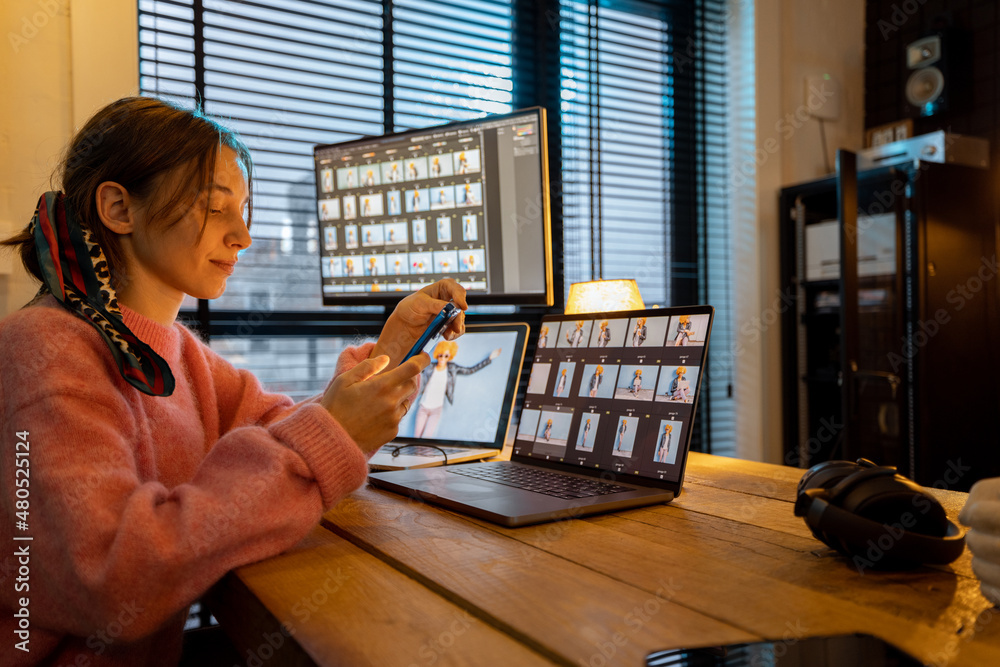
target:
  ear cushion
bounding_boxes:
[840,474,949,538]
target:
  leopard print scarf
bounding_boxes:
[28,191,175,396]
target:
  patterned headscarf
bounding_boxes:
[28,191,175,396]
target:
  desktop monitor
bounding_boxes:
[314,107,553,305]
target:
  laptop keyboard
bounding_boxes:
[448,464,633,500]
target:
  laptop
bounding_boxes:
[369,305,714,526]
[367,322,529,470]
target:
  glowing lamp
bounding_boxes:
[565,279,645,315]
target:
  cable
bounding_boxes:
[390,444,449,465]
[818,118,832,174]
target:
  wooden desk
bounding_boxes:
[208,453,1000,666]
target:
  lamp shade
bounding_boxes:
[565,279,645,315]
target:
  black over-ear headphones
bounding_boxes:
[794,458,965,569]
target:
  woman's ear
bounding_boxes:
[95,182,136,235]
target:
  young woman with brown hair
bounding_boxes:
[0,97,465,666]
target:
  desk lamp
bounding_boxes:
[564,279,645,315]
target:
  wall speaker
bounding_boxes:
[903,31,968,118]
[905,35,945,116]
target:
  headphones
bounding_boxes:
[794,458,965,569]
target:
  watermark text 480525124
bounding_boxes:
[12,430,33,653]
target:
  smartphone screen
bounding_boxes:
[646,634,922,666]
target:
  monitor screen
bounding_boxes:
[314,108,553,305]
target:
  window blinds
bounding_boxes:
[138,0,733,454]
[555,0,733,454]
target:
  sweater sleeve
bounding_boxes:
[195,335,378,504]
[0,310,374,644]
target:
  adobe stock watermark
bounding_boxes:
[752,620,810,667]
[702,283,796,389]
[926,606,996,667]
[238,567,350,666]
[875,0,928,40]
[406,611,474,667]
[738,415,842,522]
[239,624,297,667]
[887,255,999,374]
[850,132,960,245]
[290,567,351,624]
[731,81,836,188]
[583,578,683,667]
[8,0,66,54]
[852,458,971,574]
[82,600,145,657]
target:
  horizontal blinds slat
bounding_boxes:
[392,0,513,132]
[393,33,511,67]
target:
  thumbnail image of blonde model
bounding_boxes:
[629,369,643,396]
[555,368,567,396]
[588,365,604,397]
[565,320,585,347]
[615,419,628,453]
[655,424,673,463]
[632,317,647,347]
[674,315,693,346]
[578,419,592,448]
[669,366,690,401]
[596,320,611,347]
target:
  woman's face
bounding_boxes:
[128,147,251,301]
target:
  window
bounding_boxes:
[555,0,733,454]
[138,0,732,454]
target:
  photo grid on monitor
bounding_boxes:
[314,108,553,305]
[515,308,713,484]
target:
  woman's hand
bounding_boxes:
[320,354,429,453]
[959,478,1000,605]
[371,278,468,368]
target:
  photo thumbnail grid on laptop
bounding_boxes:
[515,308,712,484]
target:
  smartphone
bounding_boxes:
[646,633,922,666]
[401,302,461,364]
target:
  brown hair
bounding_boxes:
[1,96,253,289]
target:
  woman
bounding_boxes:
[629,369,643,396]
[0,97,466,666]
[632,317,647,347]
[674,314,694,346]
[656,424,673,463]
[588,365,604,398]
[412,340,500,438]
[669,366,691,402]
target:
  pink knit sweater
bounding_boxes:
[0,295,373,666]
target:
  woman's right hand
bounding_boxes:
[320,353,429,453]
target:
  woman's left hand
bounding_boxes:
[370,278,468,368]
[960,477,1000,606]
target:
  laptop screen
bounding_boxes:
[395,324,528,447]
[513,307,713,484]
